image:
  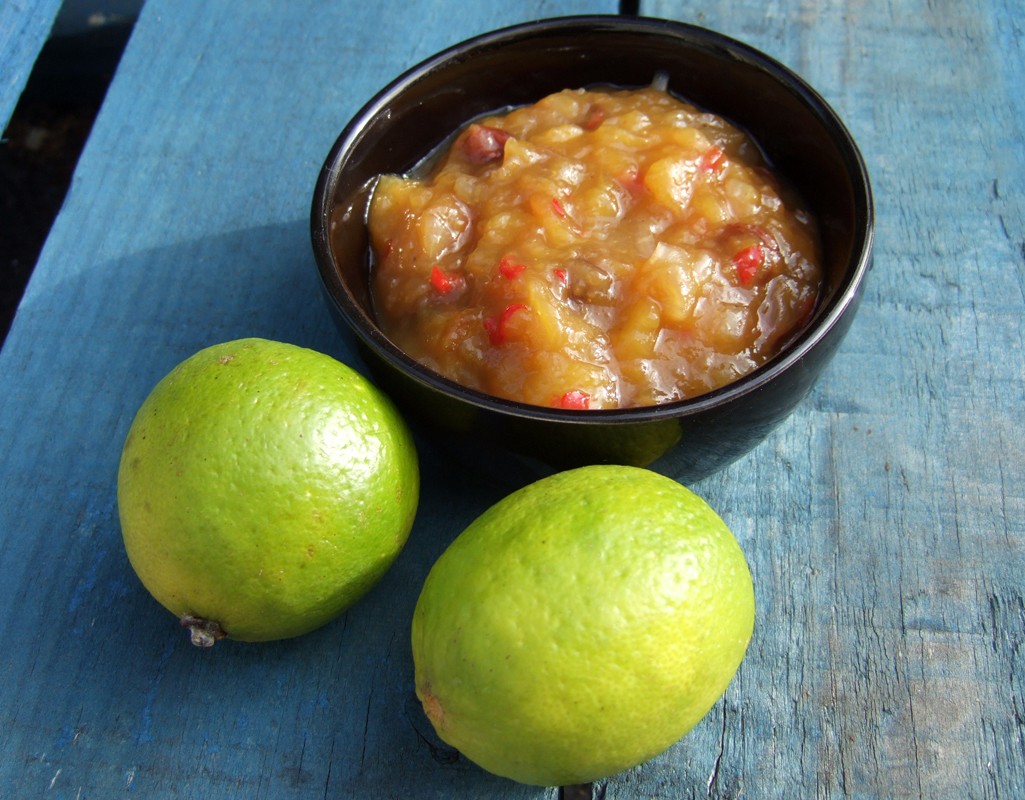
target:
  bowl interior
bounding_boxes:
[313,16,872,421]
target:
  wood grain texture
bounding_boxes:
[0,0,63,126]
[1,0,1022,798]
[0,2,613,799]
[622,1,1025,798]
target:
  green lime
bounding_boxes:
[411,464,753,785]
[117,338,419,646]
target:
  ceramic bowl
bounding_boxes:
[311,15,873,485]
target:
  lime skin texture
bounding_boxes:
[411,464,754,786]
[117,338,419,645]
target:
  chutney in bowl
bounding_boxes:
[311,15,873,484]
[367,83,824,410]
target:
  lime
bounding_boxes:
[411,465,754,786]
[117,338,419,646]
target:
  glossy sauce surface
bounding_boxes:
[368,86,822,409]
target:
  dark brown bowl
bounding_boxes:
[311,15,873,485]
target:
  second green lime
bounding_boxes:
[411,464,754,786]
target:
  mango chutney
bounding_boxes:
[367,86,822,409]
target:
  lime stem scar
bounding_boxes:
[180,615,227,647]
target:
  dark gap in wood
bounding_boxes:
[1,22,134,345]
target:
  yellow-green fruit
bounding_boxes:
[411,465,754,786]
[117,338,419,646]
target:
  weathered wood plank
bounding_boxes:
[0,1,614,798]
[627,1,1025,797]
[1,0,1023,797]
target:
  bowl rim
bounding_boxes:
[311,14,874,425]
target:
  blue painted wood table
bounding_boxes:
[0,0,64,127]
[1,0,1022,797]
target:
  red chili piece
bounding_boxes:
[498,256,526,280]
[699,146,726,173]
[484,303,528,345]
[732,245,764,286]
[551,197,568,218]
[461,124,511,165]
[430,264,462,294]
[619,165,646,195]
[583,106,606,130]
[557,390,590,410]
[553,268,568,284]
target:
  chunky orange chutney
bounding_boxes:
[367,85,822,409]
